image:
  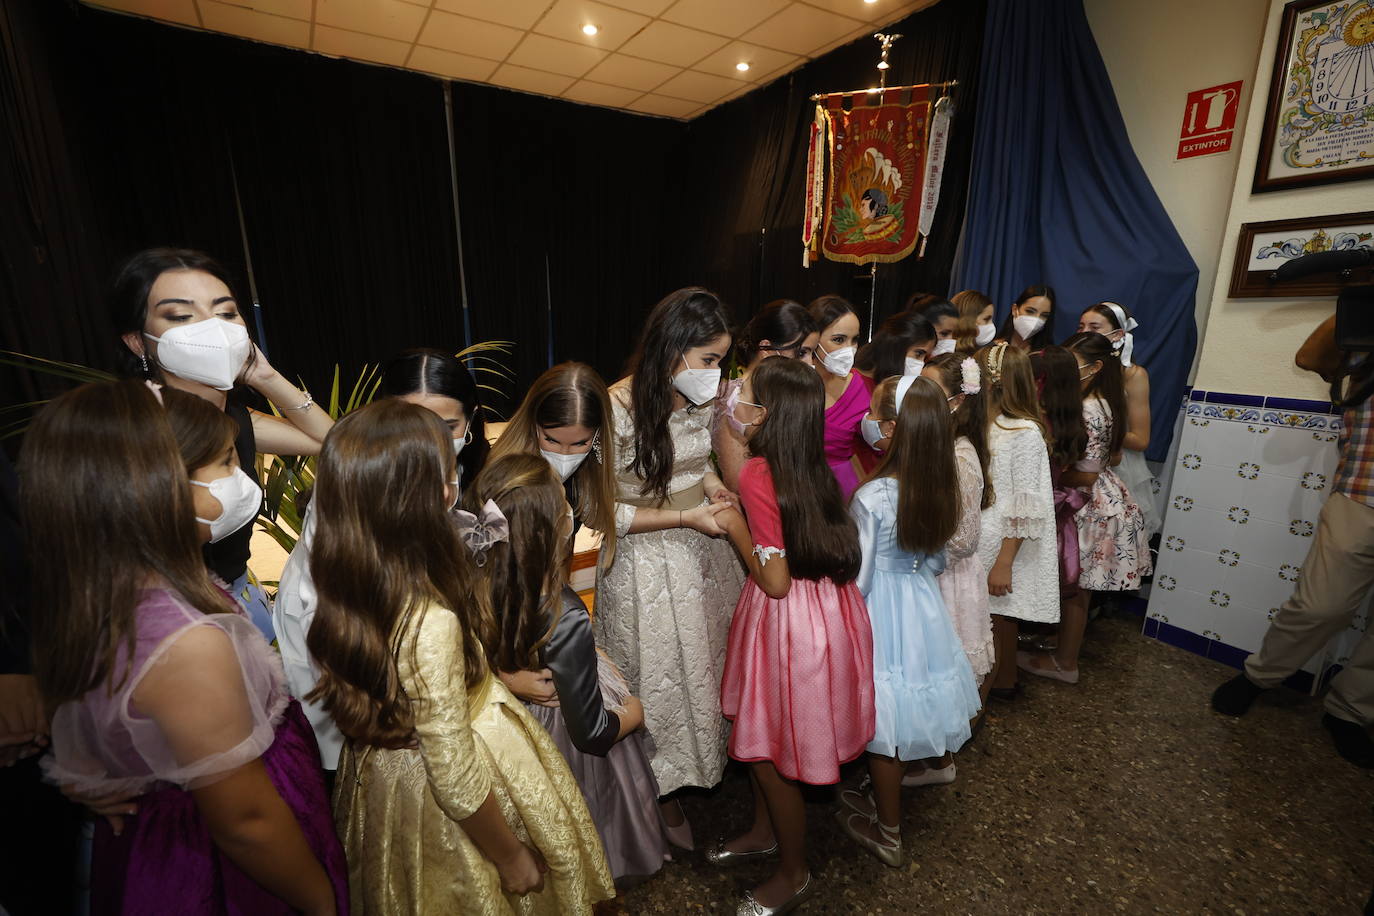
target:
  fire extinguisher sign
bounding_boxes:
[1177,80,1243,160]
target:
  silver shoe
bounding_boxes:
[705,837,779,866]
[835,808,902,868]
[736,873,815,915]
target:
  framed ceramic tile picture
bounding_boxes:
[1228,210,1374,298]
[1252,0,1374,192]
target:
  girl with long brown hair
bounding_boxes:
[971,342,1059,700]
[592,287,742,846]
[922,354,996,710]
[1030,346,1090,605]
[950,289,998,352]
[712,356,873,913]
[26,379,344,916]
[1020,333,1152,686]
[836,375,980,868]
[464,453,668,884]
[306,399,613,914]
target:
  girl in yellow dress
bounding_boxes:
[305,399,614,914]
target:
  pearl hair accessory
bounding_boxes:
[959,357,981,395]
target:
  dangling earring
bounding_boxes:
[590,431,603,465]
[139,351,149,375]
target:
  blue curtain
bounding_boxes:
[950,0,1198,462]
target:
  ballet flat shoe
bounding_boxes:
[705,838,778,866]
[663,815,694,851]
[834,808,902,868]
[736,873,815,915]
[901,763,957,787]
[1016,650,1079,685]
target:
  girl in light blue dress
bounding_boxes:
[837,374,982,867]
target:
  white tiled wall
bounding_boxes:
[1146,391,1368,675]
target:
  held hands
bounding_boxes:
[681,502,732,537]
[495,842,547,896]
[498,668,558,707]
[712,506,748,541]
[707,486,740,511]
[60,784,141,836]
[987,561,1014,597]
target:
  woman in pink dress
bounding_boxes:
[808,295,878,500]
[711,357,874,915]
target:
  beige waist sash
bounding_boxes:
[619,480,706,511]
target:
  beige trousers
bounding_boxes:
[1245,492,1374,726]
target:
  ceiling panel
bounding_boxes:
[81,0,941,120]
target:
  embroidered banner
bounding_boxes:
[802,103,826,267]
[821,90,936,265]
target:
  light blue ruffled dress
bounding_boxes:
[851,477,982,761]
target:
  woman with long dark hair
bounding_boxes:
[808,295,879,500]
[713,299,817,491]
[110,248,333,640]
[1030,346,1090,605]
[1020,333,1151,685]
[996,284,1057,351]
[379,348,489,492]
[308,400,613,913]
[591,287,743,846]
[712,357,873,913]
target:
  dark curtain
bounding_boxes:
[669,0,987,336]
[949,0,1198,461]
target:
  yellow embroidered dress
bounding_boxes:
[333,604,614,914]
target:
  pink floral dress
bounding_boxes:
[1074,398,1153,591]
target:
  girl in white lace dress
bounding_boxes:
[971,343,1058,699]
[592,288,745,847]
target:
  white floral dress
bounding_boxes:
[1074,397,1153,591]
[978,418,1059,623]
[592,384,745,794]
[940,437,995,679]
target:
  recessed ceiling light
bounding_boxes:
[581,23,599,36]
[736,61,751,72]
[864,0,879,4]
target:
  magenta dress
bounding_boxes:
[824,372,880,500]
[719,458,875,785]
[43,588,348,915]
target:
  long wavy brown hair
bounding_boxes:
[966,343,1045,509]
[747,357,860,583]
[464,454,570,673]
[1031,346,1088,471]
[951,289,993,353]
[488,362,617,568]
[624,287,732,501]
[924,353,993,508]
[306,399,494,749]
[869,376,961,553]
[21,380,234,705]
[1064,331,1127,455]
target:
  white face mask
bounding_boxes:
[933,338,957,356]
[145,318,252,391]
[975,323,997,346]
[1012,314,1046,341]
[542,449,589,482]
[818,342,856,376]
[672,353,721,406]
[191,467,261,543]
[452,429,472,456]
[903,356,925,377]
[861,415,887,449]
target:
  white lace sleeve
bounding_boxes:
[1000,426,1053,539]
[752,546,786,565]
[947,444,982,560]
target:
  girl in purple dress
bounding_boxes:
[25,380,345,916]
[808,295,877,500]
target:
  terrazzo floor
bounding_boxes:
[610,614,1373,915]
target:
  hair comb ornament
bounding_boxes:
[590,430,603,465]
[959,357,981,395]
[454,499,509,567]
[985,341,1008,384]
[1100,301,1138,367]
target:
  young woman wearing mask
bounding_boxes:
[951,289,998,353]
[808,294,878,501]
[111,248,333,639]
[996,284,1057,352]
[379,348,490,492]
[713,299,817,492]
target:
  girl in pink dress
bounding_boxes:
[808,295,879,500]
[712,357,874,915]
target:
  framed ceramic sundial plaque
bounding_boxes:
[1253,0,1374,192]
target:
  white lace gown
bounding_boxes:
[940,437,995,679]
[592,385,745,795]
[977,418,1059,623]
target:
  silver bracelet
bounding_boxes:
[283,391,314,412]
